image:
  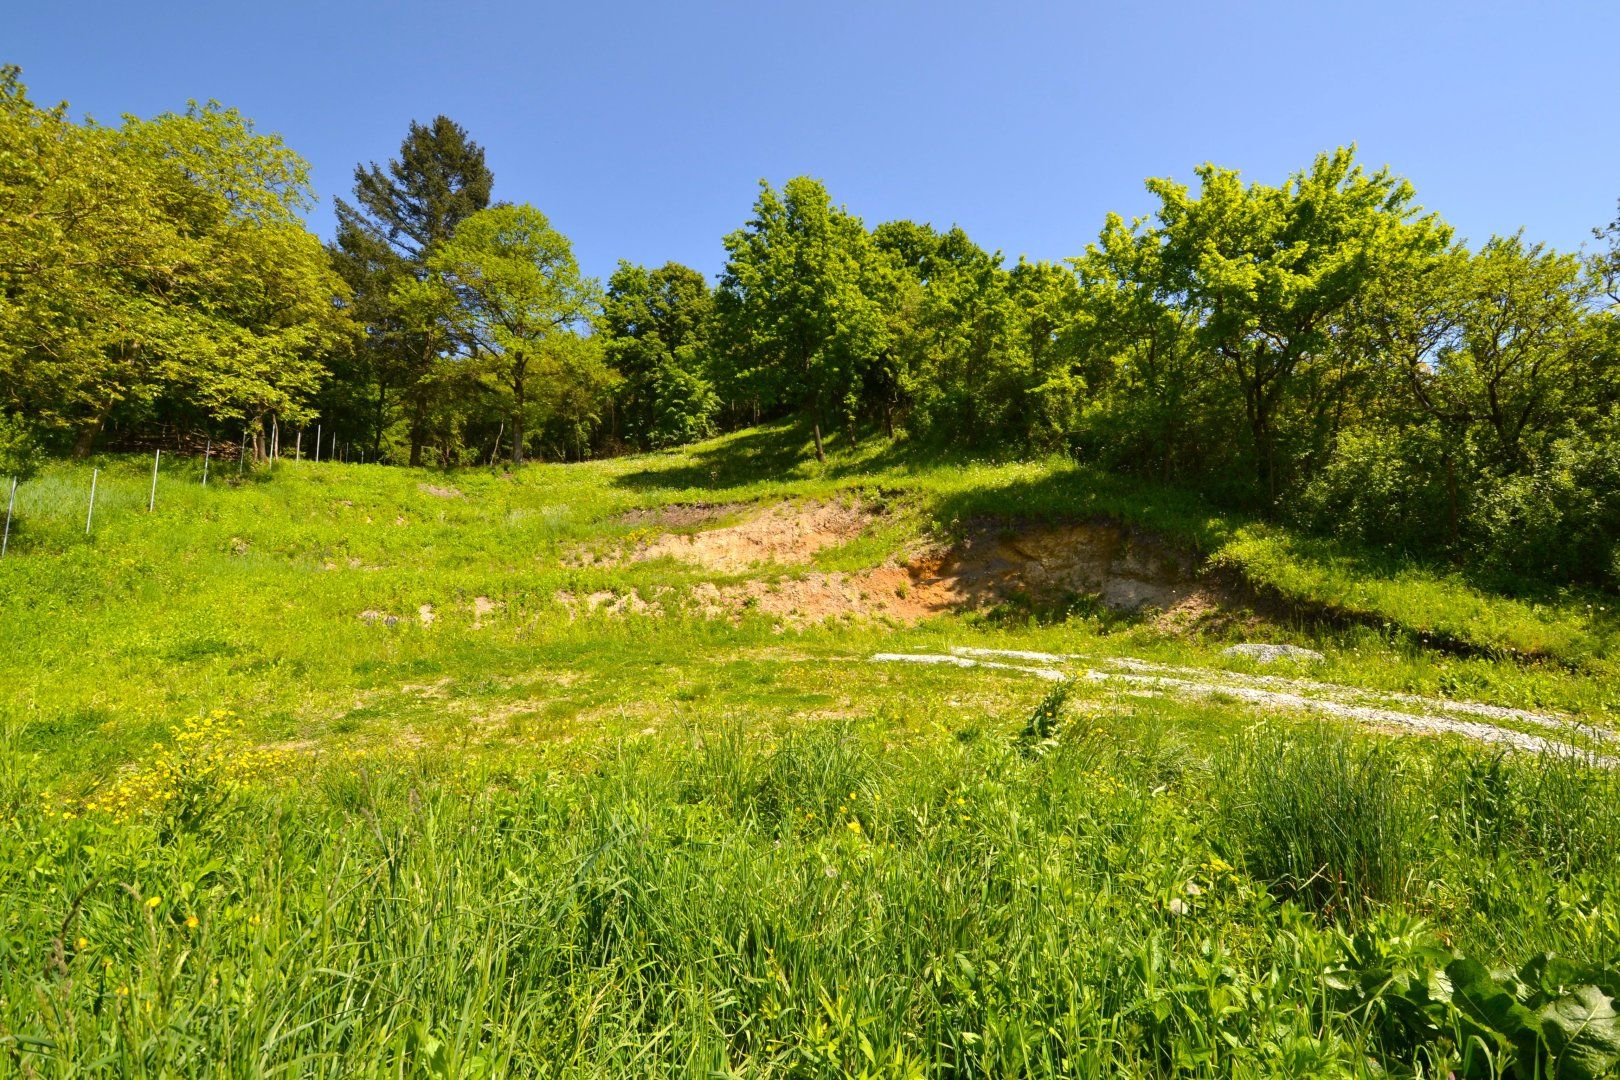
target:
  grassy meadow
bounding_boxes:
[2,425,1619,1077]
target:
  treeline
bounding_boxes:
[2,68,1616,587]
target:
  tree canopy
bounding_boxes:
[2,63,1615,589]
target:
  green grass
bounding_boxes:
[2,424,1619,1076]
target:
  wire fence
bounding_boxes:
[0,440,374,560]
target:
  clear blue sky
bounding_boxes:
[7,1,1617,282]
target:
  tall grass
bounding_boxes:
[1215,727,1426,915]
[6,715,1620,1077]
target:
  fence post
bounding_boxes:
[1,476,16,558]
[149,449,161,511]
[315,423,321,463]
[86,468,98,534]
[202,439,211,486]
[296,431,302,462]
[272,418,279,463]
[240,431,247,475]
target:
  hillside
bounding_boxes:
[2,426,1618,1076]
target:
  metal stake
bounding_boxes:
[86,468,98,534]
[1,476,16,558]
[149,449,161,511]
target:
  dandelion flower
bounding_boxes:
[185,915,199,929]
[146,896,162,909]
[846,820,862,833]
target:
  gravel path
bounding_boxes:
[870,646,1613,760]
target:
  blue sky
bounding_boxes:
[7,1,1617,282]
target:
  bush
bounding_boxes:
[1292,422,1463,556]
[1465,417,1620,590]
[0,412,43,482]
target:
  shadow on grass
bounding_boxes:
[927,463,1238,547]
[611,421,935,493]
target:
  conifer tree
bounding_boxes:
[330,117,493,464]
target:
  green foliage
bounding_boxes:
[0,432,1617,1075]
[1217,728,1425,913]
[0,413,43,481]
[422,203,603,466]
[879,221,1083,452]
[0,67,350,455]
[1465,417,1620,589]
[330,115,495,465]
[713,178,899,455]
[600,261,719,449]
[1325,921,1620,1079]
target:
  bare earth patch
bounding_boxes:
[565,507,1228,626]
[615,503,743,529]
[418,483,462,498]
[689,520,1209,625]
[626,499,876,572]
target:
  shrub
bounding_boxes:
[1292,422,1463,556]
[1465,417,1620,590]
[0,412,42,482]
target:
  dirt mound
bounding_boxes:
[699,521,1203,625]
[600,499,877,572]
[567,516,1211,626]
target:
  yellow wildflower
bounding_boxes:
[185,915,199,929]
[146,896,162,909]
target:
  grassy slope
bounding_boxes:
[2,425,1618,1075]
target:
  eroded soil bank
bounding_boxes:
[563,500,1225,626]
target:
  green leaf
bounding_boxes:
[1446,957,1545,1066]
[1538,984,1620,1080]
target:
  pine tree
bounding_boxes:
[330,117,493,465]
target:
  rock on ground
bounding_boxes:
[1221,643,1325,663]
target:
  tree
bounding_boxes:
[422,204,601,466]
[0,67,348,457]
[1069,212,1208,479]
[1143,147,1451,502]
[331,116,493,464]
[713,178,895,460]
[1413,234,1598,467]
[875,222,1081,452]
[600,261,718,449]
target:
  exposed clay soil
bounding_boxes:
[568,501,1230,626]
[575,499,877,572]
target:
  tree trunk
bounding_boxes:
[511,358,527,467]
[374,384,388,460]
[1445,451,1461,555]
[408,394,427,467]
[72,416,105,459]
